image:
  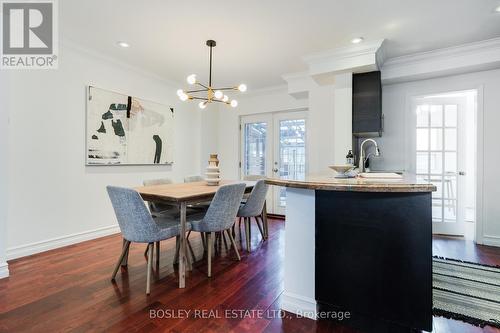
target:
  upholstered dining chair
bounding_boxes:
[184,175,204,183]
[184,175,211,211]
[188,183,246,277]
[107,186,190,295]
[236,180,269,251]
[143,178,175,217]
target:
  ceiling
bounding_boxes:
[61,0,500,89]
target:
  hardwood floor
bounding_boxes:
[0,220,499,333]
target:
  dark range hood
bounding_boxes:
[352,71,383,137]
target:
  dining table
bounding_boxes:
[135,180,257,288]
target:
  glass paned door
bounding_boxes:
[412,96,466,235]
[240,111,307,215]
[273,112,307,215]
[243,122,268,176]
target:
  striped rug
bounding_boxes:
[433,257,500,328]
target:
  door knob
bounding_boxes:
[458,171,466,176]
[273,168,279,173]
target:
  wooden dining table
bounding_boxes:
[135,180,256,288]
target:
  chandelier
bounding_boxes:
[177,40,247,109]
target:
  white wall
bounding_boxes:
[5,43,202,258]
[0,71,10,277]
[373,69,500,246]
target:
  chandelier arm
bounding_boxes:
[186,88,209,94]
[189,96,209,101]
[211,99,230,104]
[195,82,210,90]
[212,87,237,91]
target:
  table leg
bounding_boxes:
[179,202,187,288]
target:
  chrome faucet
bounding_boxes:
[358,139,380,173]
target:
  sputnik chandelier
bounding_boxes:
[177,40,247,109]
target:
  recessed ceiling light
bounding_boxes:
[495,5,500,12]
[116,41,130,48]
[351,37,364,44]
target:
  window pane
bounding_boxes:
[416,129,429,150]
[279,119,306,181]
[443,175,457,200]
[445,105,457,127]
[444,199,457,221]
[444,128,457,151]
[432,199,443,222]
[416,105,429,127]
[429,152,442,174]
[244,122,267,176]
[430,177,443,199]
[444,152,457,173]
[430,105,443,127]
[417,152,429,173]
[430,128,443,150]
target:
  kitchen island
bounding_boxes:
[265,174,436,332]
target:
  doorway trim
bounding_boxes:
[405,86,484,244]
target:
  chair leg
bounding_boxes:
[245,217,251,252]
[111,240,131,281]
[174,235,180,264]
[155,241,160,267]
[222,230,229,250]
[226,229,241,261]
[207,232,212,277]
[201,232,207,251]
[144,245,149,258]
[146,243,153,295]
[120,238,130,266]
[254,216,265,239]
[262,201,269,239]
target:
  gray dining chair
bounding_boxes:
[107,186,191,295]
[188,183,246,277]
[236,180,269,252]
[143,178,176,217]
[184,175,211,211]
[184,175,204,183]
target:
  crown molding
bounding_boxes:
[282,71,316,99]
[381,37,500,84]
[302,39,385,78]
[240,84,288,97]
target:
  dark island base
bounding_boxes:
[315,191,433,332]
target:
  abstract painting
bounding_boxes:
[86,86,174,165]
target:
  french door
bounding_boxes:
[410,96,467,235]
[240,111,307,215]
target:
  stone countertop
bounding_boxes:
[265,173,436,193]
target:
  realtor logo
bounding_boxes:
[1,0,58,69]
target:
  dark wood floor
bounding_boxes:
[0,219,499,333]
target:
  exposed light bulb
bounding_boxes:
[179,93,189,101]
[187,74,197,85]
[222,95,229,102]
[198,101,207,109]
[214,90,223,99]
[230,100,238,108]
[238,84,247,92]
[176,89,184,97]
[351,37,364,44]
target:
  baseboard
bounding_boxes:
[281,291,317,320]
[0,262,9,279]
[6,224,120,260]
[482,235,500,247]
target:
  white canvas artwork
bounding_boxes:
[86,86,174,165]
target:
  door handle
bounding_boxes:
[458,171,466,176]
[273,168,279,173]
